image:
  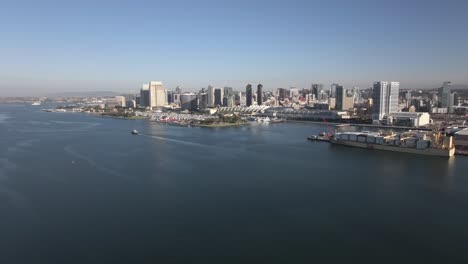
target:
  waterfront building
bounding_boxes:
[330,83,339,98]
[257,84,263,106]
[335,85,344,110]
[449,93,455,114]
[223,87,234,97]
[214,88,223,106]
[290,87,299,97]
[126,100,136,109]
[336,85,354,110]
[198,92,208,110]
[180,93,198,111]
[384,112,430,127]
[140,83,150,107]
[372,81,400,122]
[223,95,235,107]
[173,93,181,104]
[149,81,166,109]
[246,84,253,106]
[440,82,452,108]
[167,90,174,104]
[312,84,323,100]
[328,97,336,109]
[208,85,214,107]
[277,88,288,100]
[115,96,126,108]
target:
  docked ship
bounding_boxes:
[454,128,468,155]
[330,131,455,157]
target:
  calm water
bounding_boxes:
[1,104,467,263]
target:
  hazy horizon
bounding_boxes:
[1,0,467,96]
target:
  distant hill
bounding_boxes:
[46,91,121,98]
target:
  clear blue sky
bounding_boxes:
[1,0,467,96]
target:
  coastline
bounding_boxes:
[287,120,428,130]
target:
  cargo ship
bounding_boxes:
[330,131,455,157]
[454,128,468,155]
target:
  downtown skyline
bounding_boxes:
[1,0,468,96]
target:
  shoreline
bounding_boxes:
[152,120,249,128]
[286,120,428,130]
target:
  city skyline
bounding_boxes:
[1,0,468,96]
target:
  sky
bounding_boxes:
[0,0,467,96]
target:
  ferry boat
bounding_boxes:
[330,131,455,157]
[31,101,41,106]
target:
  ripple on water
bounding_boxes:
[0,114,10,123]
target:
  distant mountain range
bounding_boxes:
[46,91,121,98]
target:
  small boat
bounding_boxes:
[335,124,350,127]
[31,101,41,106]
[131,130,140,135]
[307,134,330,142]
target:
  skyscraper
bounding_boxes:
[440,82,455,113]
[180,93,198,111]
[312,84,322,100]
[149,81,166,109]
[223,87,233,97]
[277,88,288,100]
[246,84,253,106]
[139,83,150,108]
[335,85,345,110]
[214,88,223,106]
[198,89,208,110]
[330,83,338,98]
[208,85,214,107]
[372,81,400,121]
[257,84,263,105]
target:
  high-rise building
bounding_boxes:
[335,85,345,110]
[257,84,263,105]
[167,90,173,104]
[290,87,299,97]
[246,84,253,106]
[198,91,208,110]
[277,88,288,100]
[208,85,214,107]
[214,88,223,106]
[139,83,150,107]
[223,95,235,107]
[312,84,323,100]
[454,92,459,106]
[115,96,126,108]
[330,83,339,98]
[149,81,166,109]
[223,87,234,97]
[440,82,455,113]
[180,93,198,111]
[372,81,400,121]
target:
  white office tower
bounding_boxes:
[207,85,214,107]
[149,81,167,109]
[372,81,400,122]
[115,96,126,107]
